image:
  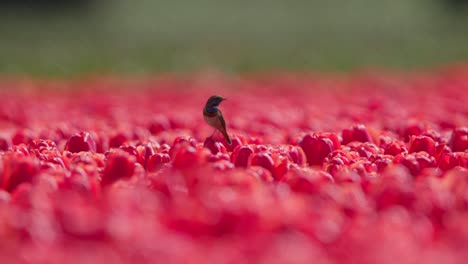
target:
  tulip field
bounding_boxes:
[0,68,467,263]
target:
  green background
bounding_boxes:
[1,0,468,76]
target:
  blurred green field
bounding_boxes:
[1,0,468,76]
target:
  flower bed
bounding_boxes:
[0,70,467,263]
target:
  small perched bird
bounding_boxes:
[203,95,231,144]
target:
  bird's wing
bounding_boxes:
[217,110,227,132]
[217,110,231,144]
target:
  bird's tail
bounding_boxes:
[221,130,232,145]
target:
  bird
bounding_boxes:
[203,95,231,145]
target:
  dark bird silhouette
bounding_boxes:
[203,95,231,145]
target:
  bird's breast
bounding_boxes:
[203,108,218,117]
[204,114,219,127]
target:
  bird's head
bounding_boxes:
[205,95,226,108]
